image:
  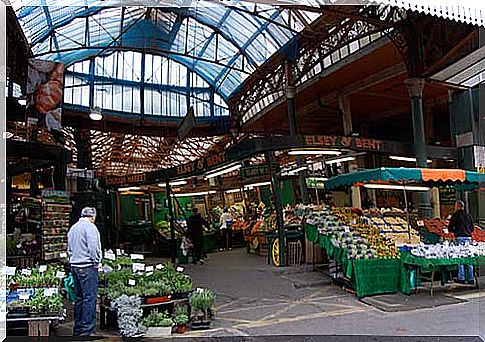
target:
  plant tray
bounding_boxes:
[171,292,189,300]
[190,321,211,330]
[144,326,172,337]
[144,296,171,304]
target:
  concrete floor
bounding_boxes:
[180,248,485,339]
[49,248,485,340]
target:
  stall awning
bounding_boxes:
[324,167,485,190]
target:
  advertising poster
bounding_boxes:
[26,59,64,140]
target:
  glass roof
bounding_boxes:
[12,1,320,100]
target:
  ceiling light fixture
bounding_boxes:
[325,156,355,165]
[389,156,432,163]
[363,184,430,191]
[244,181,271,190]
[174,191,216,197]
[118,186,141,191]
[205,164,241,179]
[288,150,341,156]
[225,189,241,194]
[89,107,103,121]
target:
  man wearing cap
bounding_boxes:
[67,207,102,336]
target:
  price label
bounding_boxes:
[18,293,30,301]
[128,279,136,286]
[4,267,16,276]
[16,243,22,249]
[130,254,144,260]
[102,265,113,273]
[145,266,154,272]
[132,263,145,272]
[21,269,32,276]
[116,249,121,256]
[59,252,67,258]
[104,252,116,261]
[176,266,184,273]
[44,288,58,297]
[56,271,66,279]
[155,264,164,270]
[196,287,204,293]
[39,265,47,273]
[146,272,154,277]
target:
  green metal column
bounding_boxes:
[285,63,308,204]
[266,151,285,267]
[166,181,176,263]
[404,78,432,218]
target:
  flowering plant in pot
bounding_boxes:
[142,310,173,337]
[173,305,189,334]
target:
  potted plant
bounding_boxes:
[189,289,215,329]
[144,281,172,304]
[172,275,193,300]
[142,310,173,337]
[173,305,189,334]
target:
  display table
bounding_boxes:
[315,230,400,298]
[7,315,63,336]
[399,252,484,295]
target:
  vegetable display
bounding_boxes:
[411,240,485,259]
[142,309,173,328]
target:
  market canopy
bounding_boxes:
[324,167,485,190]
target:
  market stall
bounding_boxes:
[304,168,485,297]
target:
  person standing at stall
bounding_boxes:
[448,200,475,284]
[187,207,210,265]
[67,207,102,336]
[219,207,234,251]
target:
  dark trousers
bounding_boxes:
[71,266,98,336]
[221,228,233,250]
[192,238,204,264]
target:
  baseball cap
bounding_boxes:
[81,207,97,217]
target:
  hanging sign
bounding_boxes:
[178,106,196,140]
[240,164,279,179]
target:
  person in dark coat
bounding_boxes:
[448,200,475,284]
[187,207,210,265]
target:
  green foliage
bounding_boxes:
[189,289,215,312]
[173,305,188,325]
[142,309,173,327]
[27,289,63,314]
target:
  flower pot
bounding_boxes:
[175,324,187,334]
[144,296,171,304]
[145,326,172,337]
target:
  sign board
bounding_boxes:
[26,59,64,138]
[41,190,70,201]
[178,106,196,140]
[474,146,485,171]
[240,164,279,179]
[67,167,94,179]
[304,135,383,151]
[306,178,325,189]
[456,132,474,148]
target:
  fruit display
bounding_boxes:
[363,213,420,246]
[411,240,485,259]
[421,218,455,240]
[314,209,399,259]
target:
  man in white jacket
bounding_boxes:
[67,207,102,336]
[219,207,234,251]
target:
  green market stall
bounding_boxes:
[306,223,400,297]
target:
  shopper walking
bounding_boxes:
[67,207,102,336]
[187,208,210,265]
[448,200,475,284]
[219,207,234,251]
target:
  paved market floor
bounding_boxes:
[180,248,485,339]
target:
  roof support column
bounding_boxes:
[338,95,361,209]
[285,62,308,204]
[404,78,432,218]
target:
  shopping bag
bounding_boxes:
[63,273,76,303]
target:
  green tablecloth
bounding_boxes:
[399,252,485,294]
[305,224,319,243]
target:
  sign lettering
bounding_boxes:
[305,135,383,151]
